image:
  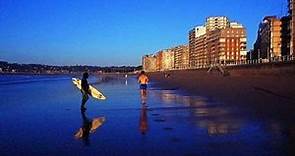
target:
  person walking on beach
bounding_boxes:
[138,71,149,104]
[138,71,149,91]
[81,72,90,110]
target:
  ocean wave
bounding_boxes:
[0,75,71,85]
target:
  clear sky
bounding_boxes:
[0,0,288,66]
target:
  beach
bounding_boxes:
[148,62,295,120]
[0,73,294,156]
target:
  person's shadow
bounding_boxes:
[139,89,148,135]
[74,110,106,146]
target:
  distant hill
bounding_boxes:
[0,61,142,74]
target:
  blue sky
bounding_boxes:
[0,0,288,66]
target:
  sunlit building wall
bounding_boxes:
[161,49,175,71]
[173,45,189,69]
[206,16,230,31]
[254,16,282,59]
[142,55,157,72]
[207,27,247,64]
[289,0,295,55]
[189,17,247,67]
[189,26,207,68]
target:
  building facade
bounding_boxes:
[289,0,295,55]
[281,15,291,56]
[189,16,247,68]
[206,16,230,31]
[189,26,207,68]
[142,55,157,72]
[253,16,282,59]
[173,45,189,69]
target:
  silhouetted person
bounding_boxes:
[81,72,90,110]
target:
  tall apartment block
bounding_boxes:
[206,16,230,31]
[189,26,207,68]
[207,26,247,64]
[173,45,189,69]
[155,49,175,71]
[281,15,291,56]
[289,0,295,55]
[253,16,282,59]
[142,55,157,72]
[189,16,247,68]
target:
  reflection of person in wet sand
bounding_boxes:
[139,102,148,135]
[74,110,105,146]
[138,71,149,134]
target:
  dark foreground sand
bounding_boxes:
[148,62,295,121]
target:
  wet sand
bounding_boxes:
[148,62,295,121]
[1,74,295,156]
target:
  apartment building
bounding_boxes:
[173,45,189,69]
[253,16,282,59]
[206,28,247,64]
[189,16,247,68]
[189,26,207,68]
[142,55,157,72]
[205,16,230,31]
[289,0,295,55]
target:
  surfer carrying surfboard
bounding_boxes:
[81,72,90,110]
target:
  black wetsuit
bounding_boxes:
[81,78,89,93]
[81,78,90,109]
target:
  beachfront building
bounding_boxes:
[161,49,175,71]
[189,26,207,68]
[207,26,247,65]
[205,16,230,31]
[289,0,295,55]
[253,16,282,59]
[173,45,189,69]
[155,49,175,71]
[189,16,247,68]
[142,55,157,72]
[281,15,291,56]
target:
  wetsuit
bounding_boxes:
[81,78,90,108]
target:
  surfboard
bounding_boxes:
[72,78,106,100]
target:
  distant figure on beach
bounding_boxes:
[138,71,149,90]
[81,72,90,110]
[164,73,170,78]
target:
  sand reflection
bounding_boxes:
[74,110,106,145]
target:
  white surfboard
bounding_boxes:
[72,78,106,100]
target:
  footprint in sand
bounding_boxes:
[170,137,181,143]
[163,127,173,131]
[151,113,160,116]
[154,118,166,122]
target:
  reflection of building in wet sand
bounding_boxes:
[194,107,242,135]
[155,90,242,135]
[156,90,208,107]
